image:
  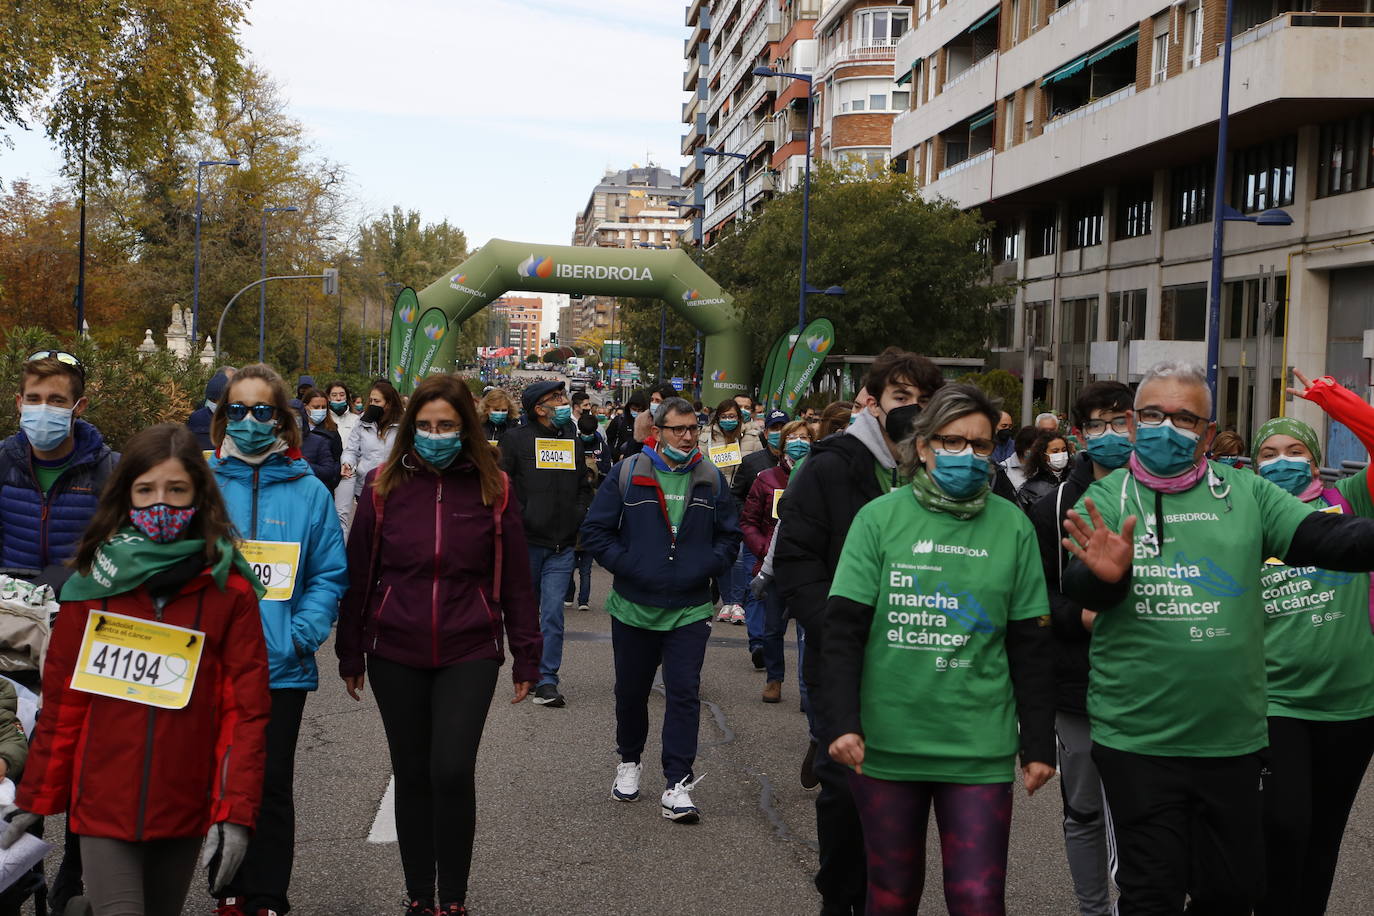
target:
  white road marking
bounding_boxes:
[367,775,397,843]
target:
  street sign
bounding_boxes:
[671,377,684,391]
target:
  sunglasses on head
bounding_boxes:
[224,402,278,423]
[26,350,85,382]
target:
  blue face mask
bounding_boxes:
[650,402,661,418]
[225,416,279,455]
[930,450,991,499]
[1084,430,1133,470]
[630,410,641,420]
[1133,422,1201,477]
[20,404,74,452]
[308,408,327,425]
[784,439,811,461]
[662,443,697,463]
[414,430,463,468]
[1215,455,1243,467]
[580,432,597,443]
[1258,456,1312,495]
[551,404,573,426]
[848,413,859,426]
[766,430,782,448]
[489,410,508,424]
[719,418,739,432]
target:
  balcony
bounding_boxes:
[745,168,777,202]
[683,52,701,90]
[943,49,996,92]
[940,147,993,179]
[821,37,900,74]
[893,0,999,69]
[891,52,998,152]
[1042,84,1135,133]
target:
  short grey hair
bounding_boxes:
[655,396,696,425]
[900,384,1002,477]
[1035,412,1058,426]
[1136,361,1212,416]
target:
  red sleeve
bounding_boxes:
[1300,378,1374,505]
[210,576,271,828]
[739,475,774,562]
[496,485,542,684]
[16,601,95,816]
[335,480,379,678]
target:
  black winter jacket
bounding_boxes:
[730,439,777,507]
[1027,453,1097,715]
[500,420,593,551]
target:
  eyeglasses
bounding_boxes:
[26,350,85,381]
[929,433,996,457]
[1135,408,1206,432]
[657,424,700,436]
[416,420,460,434]
[1082,416,1131,436]
[225,402,278,423]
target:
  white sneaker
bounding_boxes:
[612,762,642,802]
[564,600,573,610]
[715,604,734,623]
[661,774,704,823]
[729,605,745,625]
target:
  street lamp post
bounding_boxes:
[754,65,814,333]
[259,205,299,362]
[192,159,241,349]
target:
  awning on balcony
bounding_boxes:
[966,7,1000,33]
[1042,54,1089,85]
[895,58,920,85]
[1087,29,1140,65]
[968,107,996,130]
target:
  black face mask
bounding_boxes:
[995,428,1014,443]
[882,404,922,443]
[361,404,383,424]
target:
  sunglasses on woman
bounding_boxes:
[224,402,278,422]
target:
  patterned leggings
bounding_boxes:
[849,772,1013,915]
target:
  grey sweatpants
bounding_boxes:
[80,835,201,916]
[1056,710,1113,916]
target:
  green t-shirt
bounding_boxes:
[604,464,712,631]
[1261,468,1374,721]
[828,488,1049,783]
[33,457,70,494]
[1076,461,1313,756]
[873,460,909,495]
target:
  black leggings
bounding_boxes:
[1259,714,1374,916]
[369,655,499,907]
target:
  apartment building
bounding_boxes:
[890,0,1374,460]
[813,1,914,168]
[569,166,689,341]
[491,296,543,360]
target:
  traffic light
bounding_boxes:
[549,332,558,344]
[322,268,339,296]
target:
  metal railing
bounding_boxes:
[1043,84,1136,133]
[938,146,993,179]
[1230,10,1374,51]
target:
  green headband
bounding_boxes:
[1251,416,1321,466]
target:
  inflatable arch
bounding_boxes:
[386,239,750,404]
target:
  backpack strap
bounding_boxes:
[360,485,386,626]
[491,471,510,603]
[618,452,652,500]
[690,459,722,501]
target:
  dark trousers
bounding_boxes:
[563,549,593,606]
[1258,714,1374,916]
[814,752,868,914]
[1093,743,1264,916]
[221,688,307,914]
[370,655,499,907]
[81,835,201,916]
[610,616,710,788]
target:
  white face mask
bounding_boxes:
[1048,451,1070,471]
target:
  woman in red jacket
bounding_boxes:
[740,419,813,704]
[337,374,541,916]
[1,423,270,916]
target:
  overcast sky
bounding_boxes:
[1,0,686,335]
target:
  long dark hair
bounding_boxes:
[368,379,404,430]
[373,375,505,505]
[73,424,238,574]
[211,363,302,450]
[1024,430,1069,478]
[299,387,337,433]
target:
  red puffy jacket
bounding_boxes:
[740,465,789,574]
[18,568,270,841]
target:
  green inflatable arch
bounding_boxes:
[386,239,749,404]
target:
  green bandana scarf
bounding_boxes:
[62,527,266,603]
[1251,416,1321,466]
[909,466,989,520]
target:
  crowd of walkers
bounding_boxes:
[0,346,1370,916]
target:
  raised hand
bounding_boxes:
[1061,497,1137,584]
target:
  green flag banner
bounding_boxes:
[759,331,791,415]
[386,238,749,403]
[779,319,836,415]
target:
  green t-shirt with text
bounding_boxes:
[1076,461,1313,756]
[1261,468,1374,721]
[829,488,1049,783]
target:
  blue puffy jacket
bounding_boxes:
[580,446,741,608]
[0,421,117,571]
[212,450,348,690]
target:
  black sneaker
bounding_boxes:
[532,683,566,708]
[800,740,820,790]
[403,899,435,916]
[750,647,764,670]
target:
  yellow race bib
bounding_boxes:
[709,443,742,468]
[70,612,205,710]
[240,540,302,601]
[535,438,576,471]
[772,488,785,520]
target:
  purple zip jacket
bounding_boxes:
[336,457,541,683]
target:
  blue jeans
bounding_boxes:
[563,549,593,606]
[725,544,753,607]
[737,546,765,652]
[761,583,788,682]
[527,545,576,687]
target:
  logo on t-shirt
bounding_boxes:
[910,540,989,559]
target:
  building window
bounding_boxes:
[1169,160,1213,228]
[1011,0,1022,44]
[1184,0,1203,70]
[1025,301,1051,347]
[1061,297,1098,345]
[1151,20,1169,85]
[1115,178,1154,239]
[893,90,911,109]
[1231,135,1296,213]
[992,304,1016,349]
[993,221,1019,263]
[1107,290,1147,341]
[1316,110,1374,198]
[1029,208,1057,258]
[1067,195,1103,249]
[1004,95,1017,148]
[857,8,909,47]
[1160,283,1207,340]
[835,78,906,113]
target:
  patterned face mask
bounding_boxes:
[129,504,197,544]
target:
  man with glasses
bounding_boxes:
[0,352,118,580]
[1027,381,1133,916]
[1060,360,1374,914]
[580,397,741,823]
[500,380,593,708]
